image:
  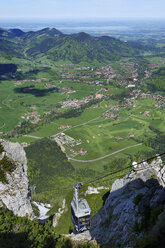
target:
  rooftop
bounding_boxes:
[71,198,91,218]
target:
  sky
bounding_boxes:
[0,0,165,20]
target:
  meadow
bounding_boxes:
[1,55,164,175]
[1,52,165,234]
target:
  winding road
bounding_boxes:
[67,143,142,163]
[53,115,102,136]
[23,135,42,139]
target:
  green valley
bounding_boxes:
[1,27,165,235]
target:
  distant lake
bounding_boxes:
[0,19,165,38]
[0,20,130,34]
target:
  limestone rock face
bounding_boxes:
[90,156,165,248]
[0,140,33,218]
[85,186,109,195]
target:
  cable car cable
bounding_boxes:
[82,151,165,186]
[36,151,165,195]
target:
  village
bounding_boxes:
[53,133,82,147]
[52,133,87,157]
[13,58,165,131]
[7,57,165,163]
[21,111,41,124]
[58,61,140,87]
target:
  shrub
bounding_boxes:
[0,155,16,183]
[32,203,40,217]
[0,142,4,153]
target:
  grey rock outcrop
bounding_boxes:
[64,231,98,247]
[65,231,92,242]
[0,139,33,218]
[90,156,165,247]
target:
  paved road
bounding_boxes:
[23,135,42,139]
[68,143,142,163]
[52,102,118,137]
[2,94,14,109]
[53,116,101,137]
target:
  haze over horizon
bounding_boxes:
[0,0,165,21]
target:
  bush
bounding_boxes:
[32,203,40,217]
[0,142,4,153]
[0,155,16,183]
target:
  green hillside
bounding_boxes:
[0,27,135,64]
[25,138,74,195]
[25,31,135,63]
[0,39,22,58]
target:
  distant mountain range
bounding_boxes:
[0,27,137,63]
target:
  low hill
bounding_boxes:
[0,28,24,38]
[0,27,136,64]
[8,28,25,37]
[35,27,63,36]
[0,38,23,58]
[25,30,135,63]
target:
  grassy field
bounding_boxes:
[23,96,164,164]
[2,73,164,174]
[1,53,165,235]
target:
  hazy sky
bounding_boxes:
[0,0,165,20]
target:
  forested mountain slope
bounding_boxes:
[0,27,136,63]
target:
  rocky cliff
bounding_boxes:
[0,139,33,218]
[90,156,165,248]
